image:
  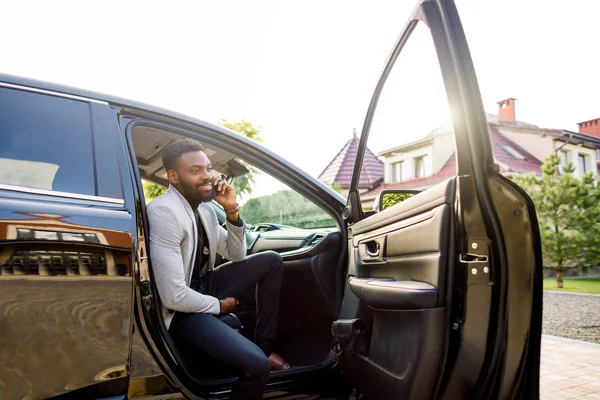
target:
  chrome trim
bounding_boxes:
[0,183,124,205]
[0,82,108,104]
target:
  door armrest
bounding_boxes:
[349,278,438,309]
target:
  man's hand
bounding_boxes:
[219,297,239,314]
[213,177,239,221]
[213,177,237,210]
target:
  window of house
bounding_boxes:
[500,144,525,160]
[391,161,403,183]
[579,154,588,174]
[559,150,570,165]
[558,149,572,172]
[414,156,428,178]
[0,87,95,196]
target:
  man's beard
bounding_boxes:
[180,179,214,204]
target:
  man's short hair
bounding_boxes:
[162,139,205,171]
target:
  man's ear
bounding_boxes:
[167,169,178,185]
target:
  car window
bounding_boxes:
[0,87,95,196]
[357,22,455,212]
[236,167,337,230]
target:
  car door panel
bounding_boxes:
[338,179,453,398]
[239,231,342,333]
[353,179,453,301]
[244,227,343,319]
[357,307,445,395]
[351,175,455,236]
[279,231,342,318]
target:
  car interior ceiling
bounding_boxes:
[131,125,343,380]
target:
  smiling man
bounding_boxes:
[147,139,288,400]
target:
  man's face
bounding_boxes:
[168,151,215,204]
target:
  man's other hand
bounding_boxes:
[219,297,239,314]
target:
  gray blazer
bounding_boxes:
[147,185,246,329]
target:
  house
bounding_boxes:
[320,99,600,211]
[318,129,384,198]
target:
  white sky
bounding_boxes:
[2,0,599,185]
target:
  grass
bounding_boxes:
[543,277,600,294]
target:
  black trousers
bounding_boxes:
[169,251,284,400]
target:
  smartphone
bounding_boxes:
[211,174,228,200]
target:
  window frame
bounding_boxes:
[578,153,588,174]
[391,161,403,183]
[414,155,428,178]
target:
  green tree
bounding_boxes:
[513,153,600,288]
[218,119,262,200]
[218,119,263,143]
[143,180,166,202]
[381,192,415,210]
[143,119,263,202]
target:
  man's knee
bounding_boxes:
[245,353,270,381]
[261,250,283,272]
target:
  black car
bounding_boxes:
[0,0,542,399]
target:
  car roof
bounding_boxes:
[0,72,219,130]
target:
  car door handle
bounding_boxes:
[358,236,386,261]
[365,242,380,258]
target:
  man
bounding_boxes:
[147,139,289,400]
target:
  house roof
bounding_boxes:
[361,128,543,200]
[489,126,543,174]
[485,112,539,128]
[494,125,600,149]
[379,137,433,157]
[379,113,600,157]
[318,133,384,189]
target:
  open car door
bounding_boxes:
[334,0,542,399]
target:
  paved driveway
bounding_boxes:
[541,290,600,399]
[541,335,600,399]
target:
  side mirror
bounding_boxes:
[373,189,421,212]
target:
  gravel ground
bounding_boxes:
[542,290,600,344]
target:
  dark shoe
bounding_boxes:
[268,352,291,371]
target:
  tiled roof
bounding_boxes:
[485,112,539,128]
[318,135,384,189]
[489,126,543,174]
[380,113,544,156]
